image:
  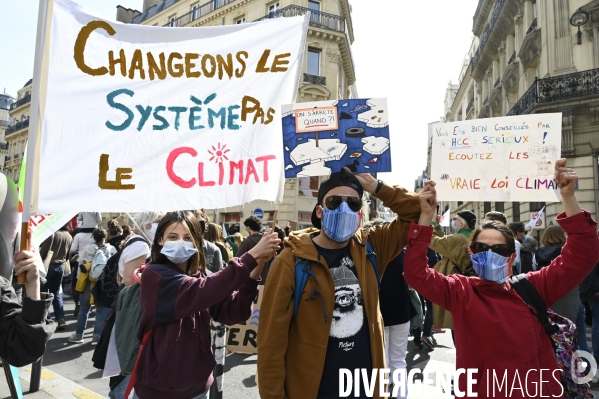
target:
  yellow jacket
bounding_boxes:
[257,184,420,399]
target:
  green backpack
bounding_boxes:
[115,272,144,375]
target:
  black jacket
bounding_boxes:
[535,245,562,269]
[380,249,412,326]
[0,276,56,366]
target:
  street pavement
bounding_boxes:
[2,285,599,398]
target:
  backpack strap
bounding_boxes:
[124,328,152,399]
[366,240,380,292]
[509,274,559,336]
[292,257,313,320]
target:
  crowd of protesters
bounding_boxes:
[4,158,599,399]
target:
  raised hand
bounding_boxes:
[418,181,438,226]
[554,158,582,217]
[248,232,281,261]
[554,158,578,198]
[343,167,378,194]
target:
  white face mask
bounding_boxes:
[145,222,158,242]
[160,240,198,264]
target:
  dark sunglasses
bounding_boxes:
[470,242,513,257]
[323,195,362,212]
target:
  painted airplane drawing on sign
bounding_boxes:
[281,98,391,177]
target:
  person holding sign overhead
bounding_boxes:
[404,159,599,397]
[257,169,421,399]
[131,211,279,399]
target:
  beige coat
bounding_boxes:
[429,227,472,329]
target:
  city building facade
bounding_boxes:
[118,0,360,232]
[0,92,15,173]
[431,0,599,238]
[5,79,32,182]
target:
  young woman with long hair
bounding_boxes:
[132,211,279,399]
[404,159,599,398]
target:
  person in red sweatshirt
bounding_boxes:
[404,158,599,398]
[133,211,280,399]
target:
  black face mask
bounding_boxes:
[200,221,206,234]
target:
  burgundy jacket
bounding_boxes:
[404,210,599,398]
[135,253,259,399]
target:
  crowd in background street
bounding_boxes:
[2,158,599,399]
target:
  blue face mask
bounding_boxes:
[471,251,511,284]
[451,220,457,231]
[161,240,198,264]
[321,201,361,243]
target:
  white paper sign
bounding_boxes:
[30,213,78,247]
[431,114,562,202]
[35,0,308,213]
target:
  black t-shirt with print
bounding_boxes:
[313,241,372,399]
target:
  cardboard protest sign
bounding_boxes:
[431,113,562,202]
[33,0,309,213]
[226,286,262,354]
[282,99,391,177]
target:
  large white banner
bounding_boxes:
[431,113,562,202]
[36,0,308,213]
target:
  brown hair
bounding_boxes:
[150,211,206,275]
[541,225,566,247]
[485,211,507,225]
[469,221,516,254]
[205,223,224,245]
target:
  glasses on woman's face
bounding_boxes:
[323,195,362,212]
[470,242,513,257]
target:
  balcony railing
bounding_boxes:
[255,5,346,33]
[507,51,516,65]
[0,120,10,128]
[5,119,29,136]
[13,154,19,159]
[10,94,31,111]
[0,143,7,151]
[163,0,236,27]
[494,77,501,88]
[466,97,475,115]
[470,0,505,71]
[526,18,538,35]
[508,68,599,115]
[304,73,326,85]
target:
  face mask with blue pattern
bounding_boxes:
[471,251,511,284]
[321,201,361,243]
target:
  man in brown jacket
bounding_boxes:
[258,170,422,399]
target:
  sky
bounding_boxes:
[0,0,477,189]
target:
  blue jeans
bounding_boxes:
[576,301,592,353]
[42,263,65,320]
[110,375,130,399]
[589,299,599,361]
[94,306,111,339]
[76,282,93,335]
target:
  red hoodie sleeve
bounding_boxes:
[527,210,599,307]
[141,253,258,328]
[403,223,467,311]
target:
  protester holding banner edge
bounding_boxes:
[257,169,421,399]
[132,211,280,399]
[0,232,56,367]
[404,159,599,397]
